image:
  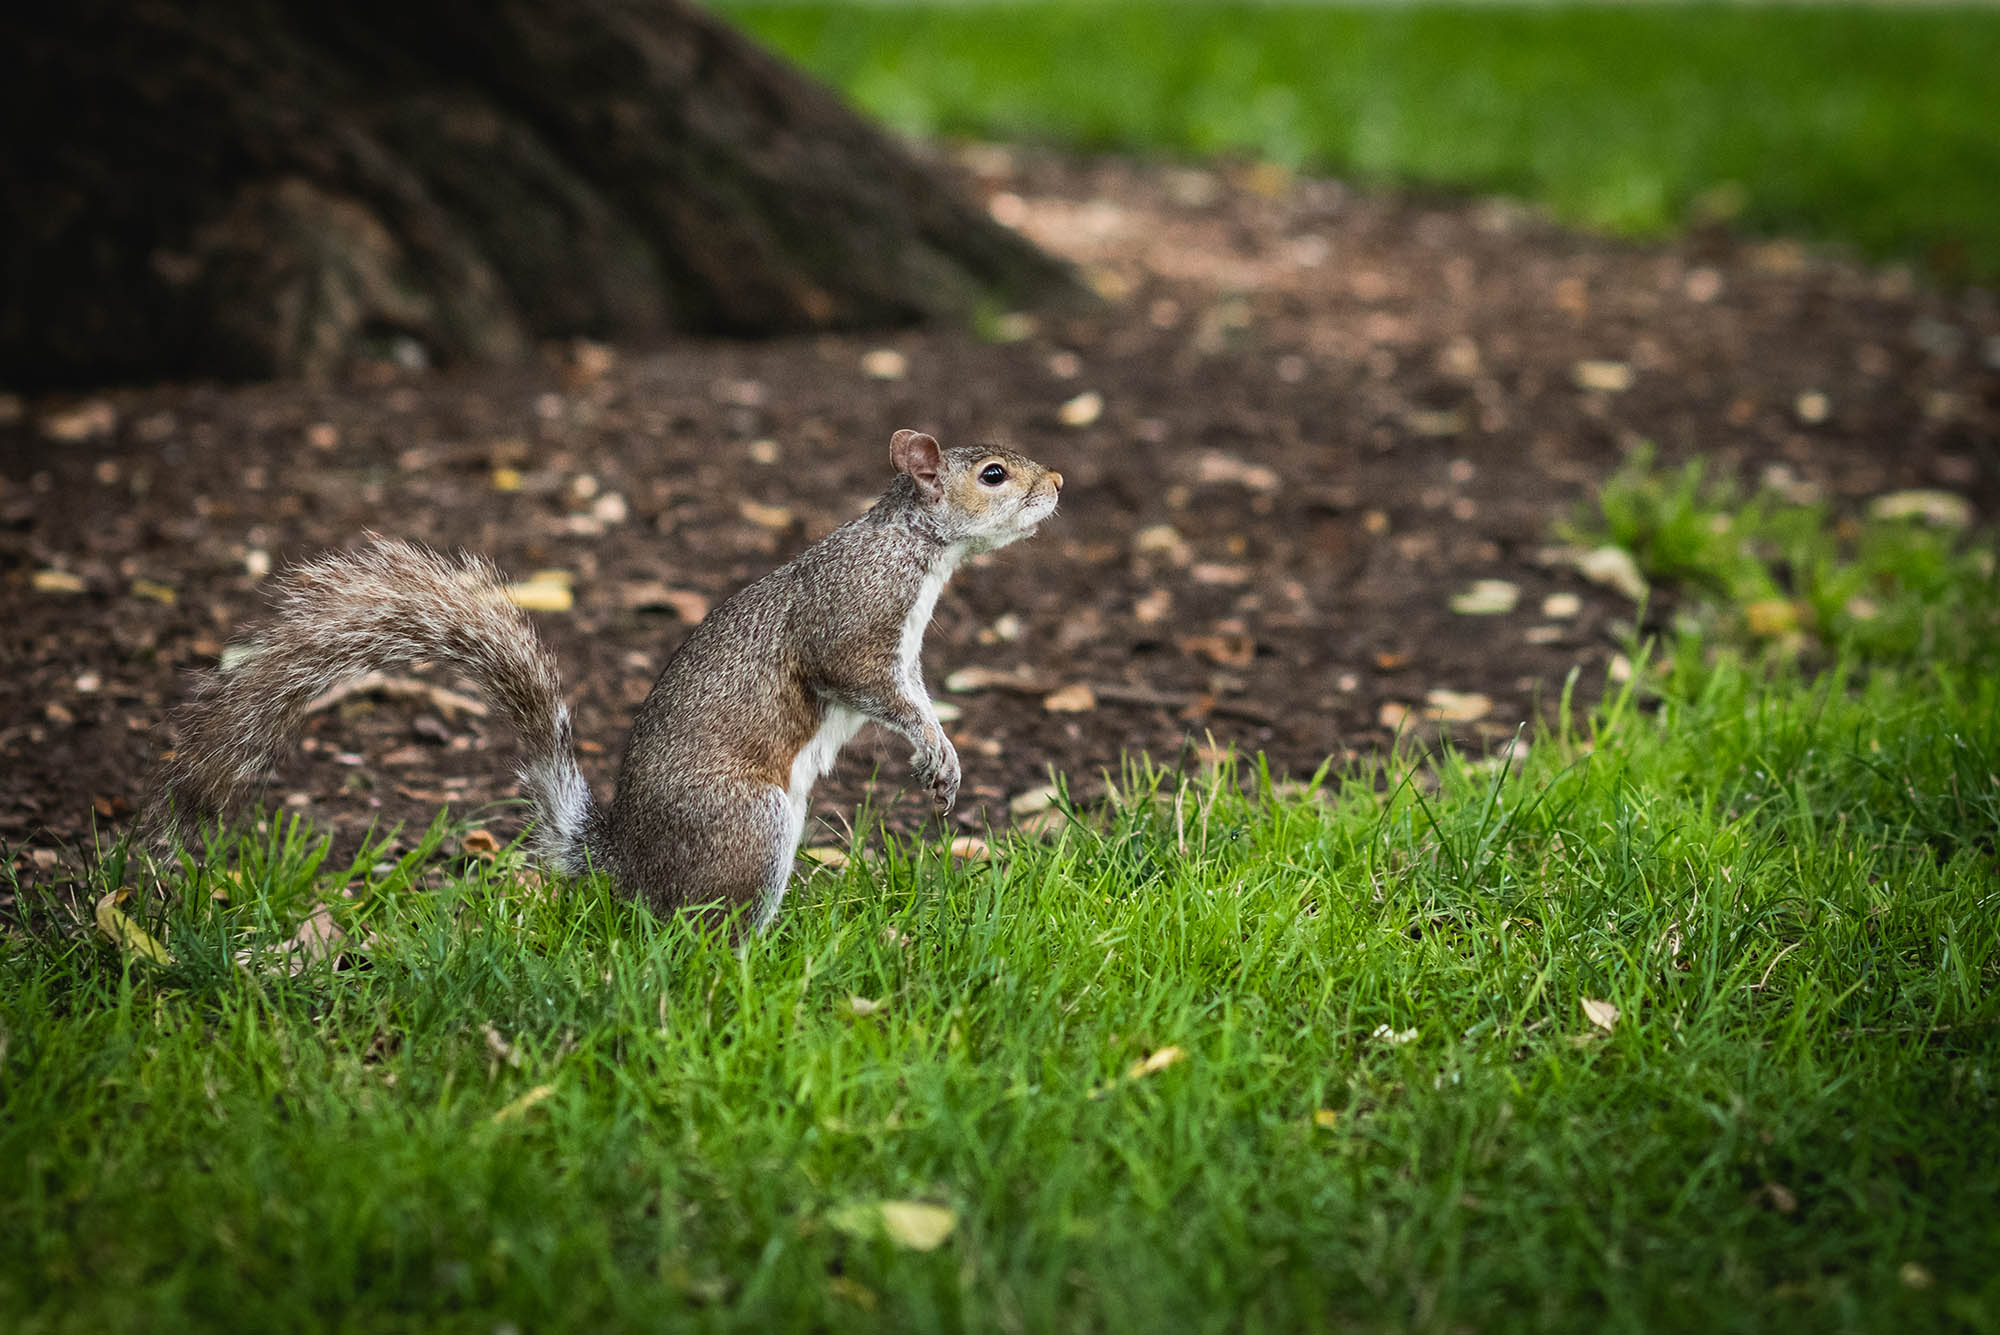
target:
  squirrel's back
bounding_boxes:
[147,536,595,867]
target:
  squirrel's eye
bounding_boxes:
[978,463,1008,486]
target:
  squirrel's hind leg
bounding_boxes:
[620,781,797,937]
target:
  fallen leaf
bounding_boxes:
[492,1084,556,1123]
[847,996,883,1016]
[1126,1045,1187,1079]
[1042,683,1097,713]
[31,569,87,594]
[1572,360,1634,393]
[1449,579,1519,615]
[1760,1182,1799,1214]
[1177,632,1256,668]
[948,836,993,861]
[1131,524,1192,565]
[829,1200,957,1252]
[1312,1108,1339,1130]
[1017,808,1069,837]
[1132,588,1174,623]
[1403,408,1467,438]
[1058,390,1105,428]
[798,846,849,870]
[619,581,708,622]
[1575,546,1648,601]
[1194,452,1281,491]
[1424,689,1493,723]
[1582,998,1619,1032]
[860,348,908,380]
[738,499,794,530]
[1743,599,1802,638]
[462,830,500,860]
[95,891,174,965]
[1009,785,1062,817]
[505,576,574,612]
[1868,489,1972,528]
[40,400,117,442]
[944,665,1040,694]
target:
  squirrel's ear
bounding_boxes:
[890,429,943,499]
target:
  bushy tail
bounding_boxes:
[146,535,593,865]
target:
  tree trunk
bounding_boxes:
[1,1,1076,386]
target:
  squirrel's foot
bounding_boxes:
[919,742,961,816]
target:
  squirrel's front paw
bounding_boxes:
[922,743,961,815]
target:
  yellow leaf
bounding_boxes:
[877,1201,958,1251]
[31,569,87,594]
[1126,1045,1186,1080]
[492,1084,556,1123]
[94,891,174,966]
[1312,1108,1339,1130]
[1743,599,1801,638]
[829,1200,958,1252]
[738,500,794,530]
[1582,998,1619,1032]
[505,578,573,612]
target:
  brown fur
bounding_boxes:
[146,431,1061,932]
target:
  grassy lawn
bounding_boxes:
[715,1,2000,282]
[4,471,1998,1330]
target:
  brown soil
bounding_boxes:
[4,146,1997,881]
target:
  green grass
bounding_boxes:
[5,480,1999,1332]
[714,1,2000,282]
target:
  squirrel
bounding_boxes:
[146,428,1062,932]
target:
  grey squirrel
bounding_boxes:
[148,429,1063,932]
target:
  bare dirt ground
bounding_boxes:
[4,146,1997,881]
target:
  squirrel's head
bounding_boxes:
[890,429,1063,552]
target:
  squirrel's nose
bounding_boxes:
[1048,472,1064,492]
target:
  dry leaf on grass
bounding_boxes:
[829,1200,958,1252]
[491,1084,556,1123]
[1582,998,1619,1032]
[1868,489,1971,528]
[1126,1045,1186,1079]
[847,996,883,1016]
[94,890,174,966]
[948,836,993,861]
